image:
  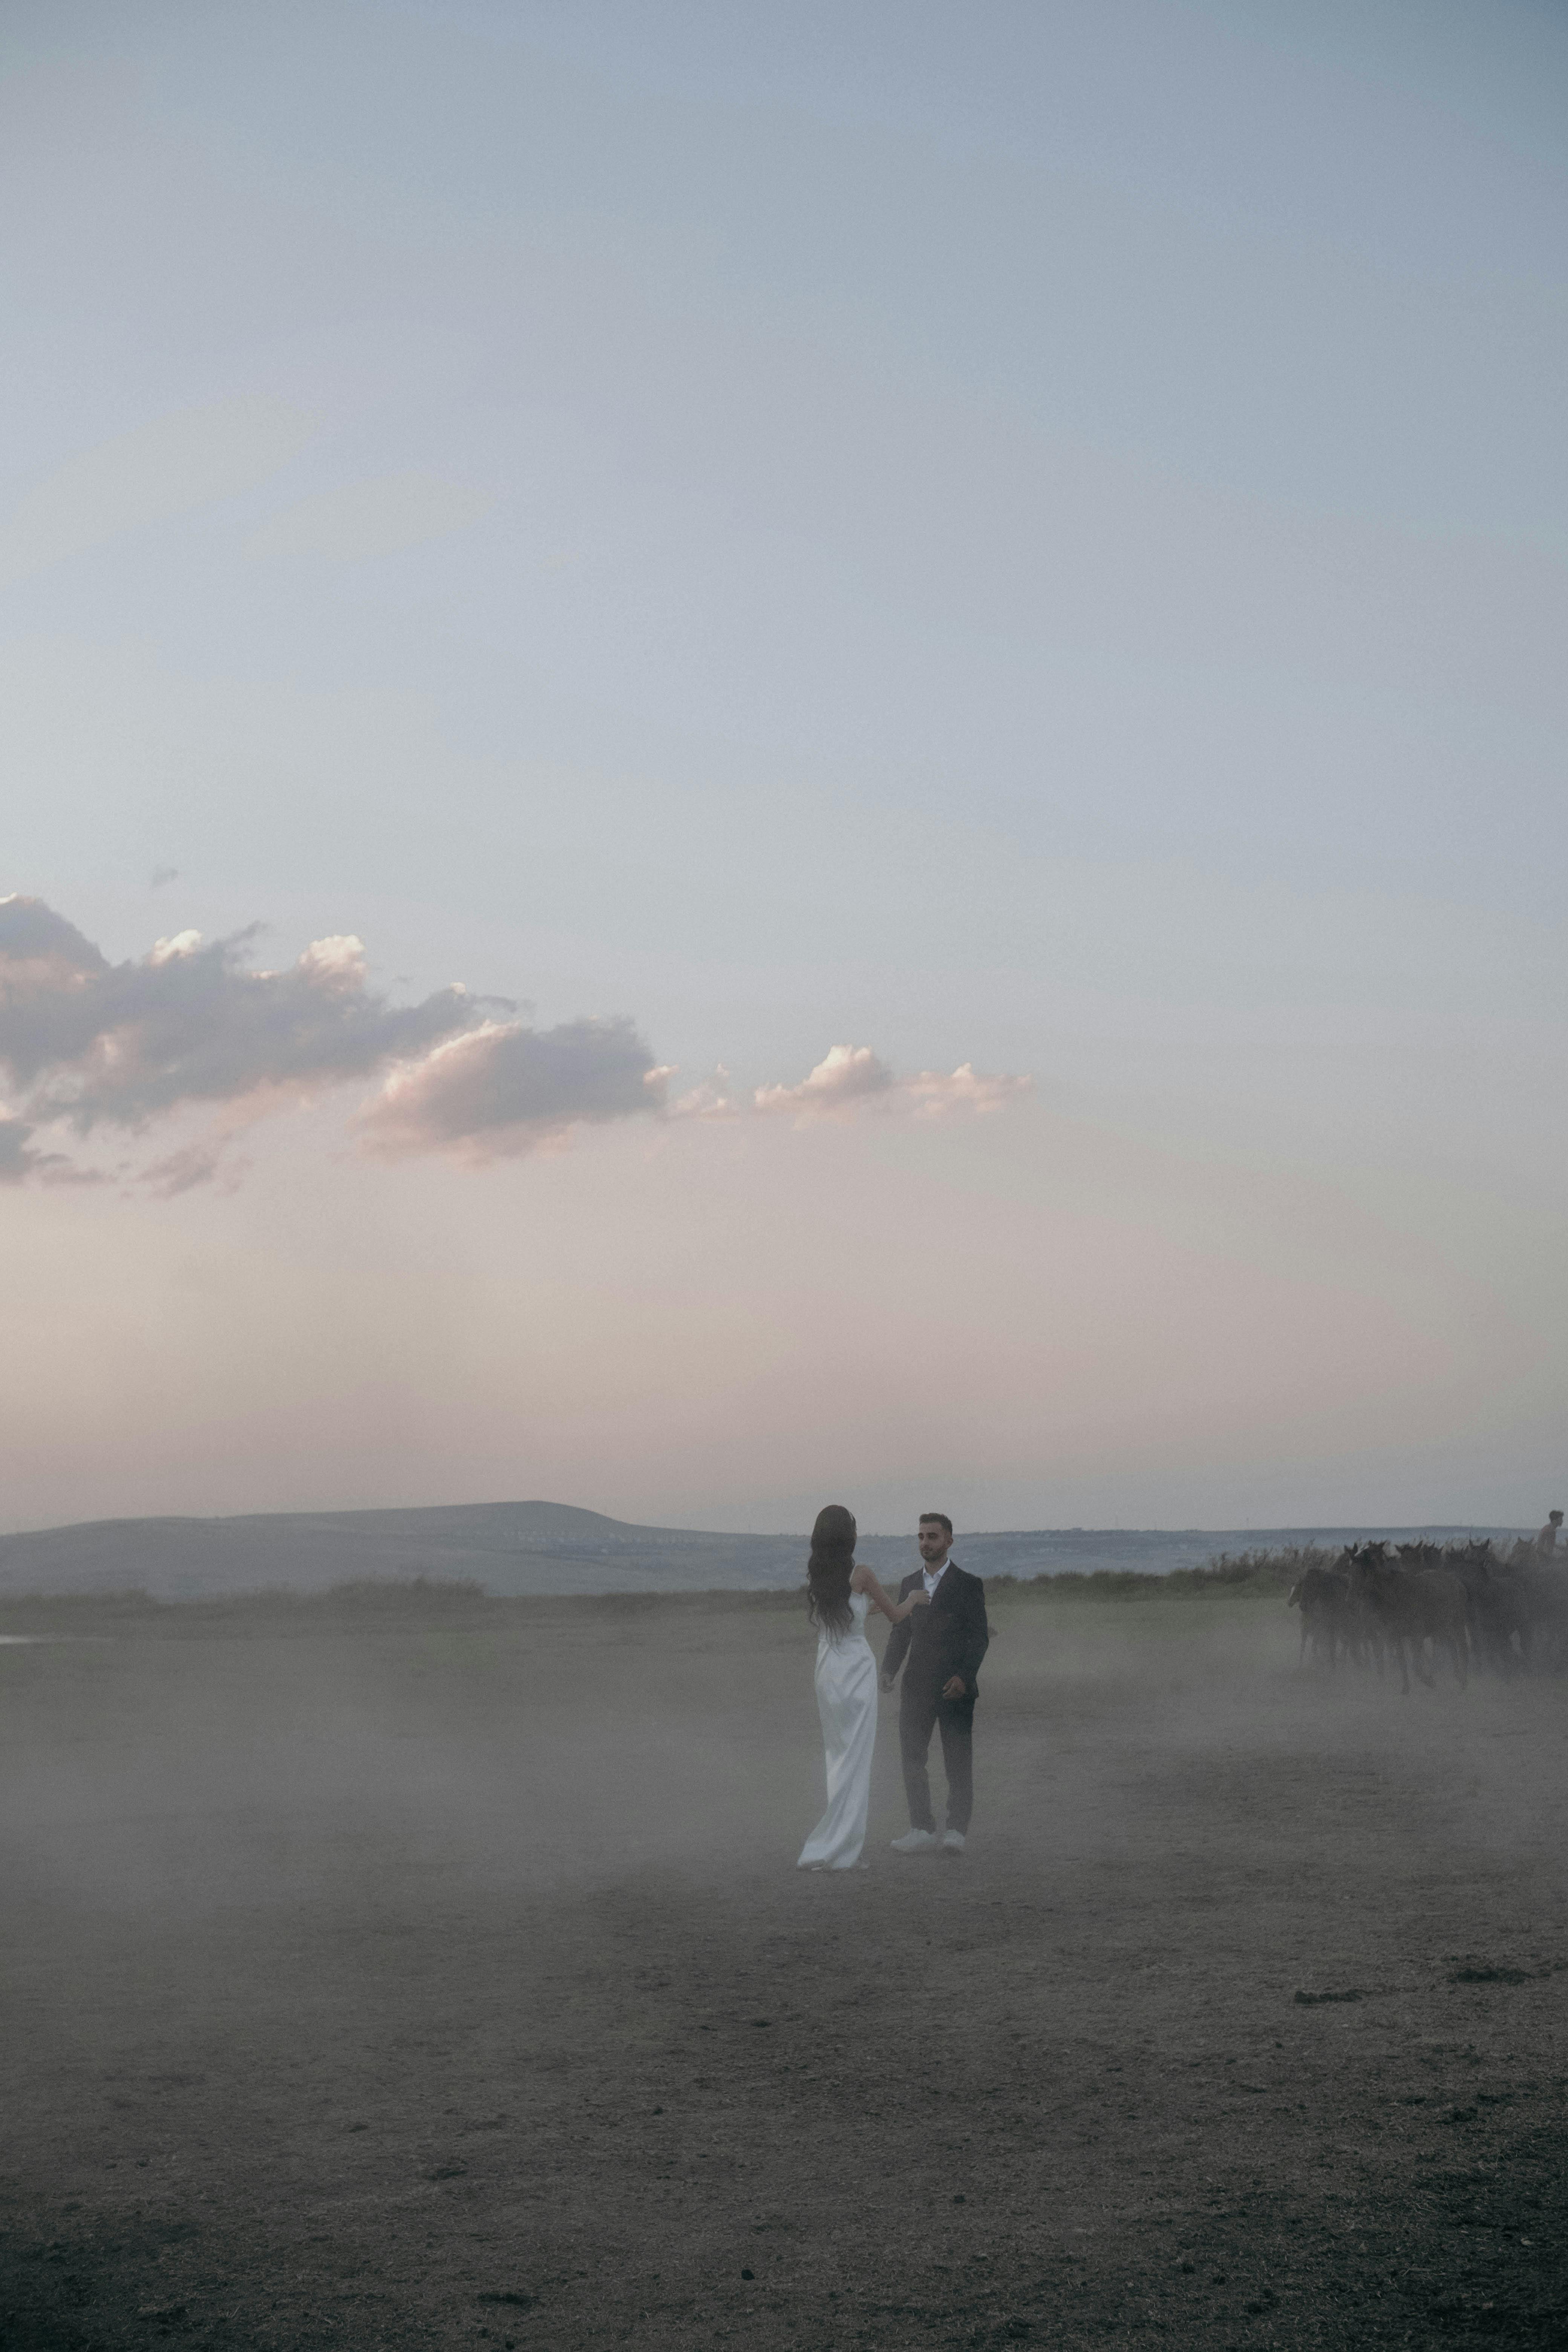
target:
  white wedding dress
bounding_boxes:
[797,1589,878,1871]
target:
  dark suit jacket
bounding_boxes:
[881,1560,989,1698]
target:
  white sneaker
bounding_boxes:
[941,1830,966,1856]
[890,1828,939,1854]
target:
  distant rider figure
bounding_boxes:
[1536,1509,1564,1564]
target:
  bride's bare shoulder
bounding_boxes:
[849,1562,870,1590]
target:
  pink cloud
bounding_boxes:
[359,1017,668,1163]
[750,1044,1030,1123]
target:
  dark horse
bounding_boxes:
[1347,1543,1468,1695]
[1288,1560,1357,1667]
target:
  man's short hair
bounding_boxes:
[919,1512,953,1539]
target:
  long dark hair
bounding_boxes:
[806,1504,857,1637]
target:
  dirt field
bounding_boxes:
[4,1580,1568,2351]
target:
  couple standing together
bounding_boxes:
[797,1504,990,1872]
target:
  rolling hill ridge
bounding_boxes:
[0,1504,1517,1602]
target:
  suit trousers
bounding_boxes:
[899,1675,975,1833]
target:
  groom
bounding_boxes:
[881,1513,989,1856]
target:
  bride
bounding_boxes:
[797,1504,926,1871]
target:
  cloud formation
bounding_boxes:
[746,1044,1031,1123]
[360,1018,670,1162]
[0,900,1028,1187]
[0,1115,60,1186]
[900,1062,1034,1118]
[753,1042,895,1115]
[0,897,665,1183]
[0,900,475,1130]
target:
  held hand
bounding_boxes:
[942,1674,966,1700]
[908,1588,930,1606]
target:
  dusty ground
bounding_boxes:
[3,1581,1568,2350]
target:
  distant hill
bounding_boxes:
[0,1504,1522,1603]
[0,1501,804,1601]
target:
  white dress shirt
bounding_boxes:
[922,1558,949,1600]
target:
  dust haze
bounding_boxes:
[6,1576,1568,2350]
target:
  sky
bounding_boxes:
[2,0,1565,1536]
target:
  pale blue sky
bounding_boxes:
[2,3,1564,1531]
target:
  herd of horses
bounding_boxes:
[1287,1539,1566,1693]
